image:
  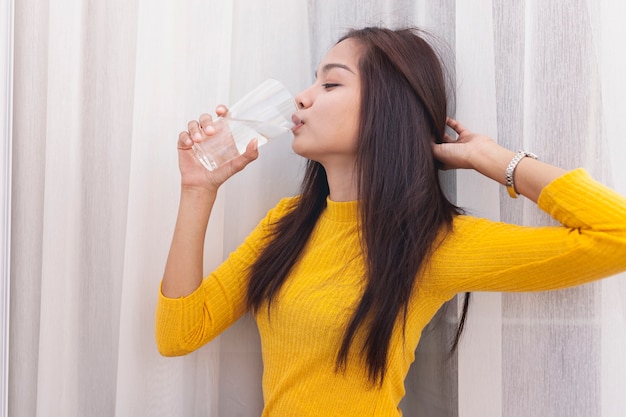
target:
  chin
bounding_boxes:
[291,137,310,159]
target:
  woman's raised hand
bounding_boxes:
[433,117,566,202]
[178,105,259,192]
[431,117,499,171]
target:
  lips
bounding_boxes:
[291,114,304,133]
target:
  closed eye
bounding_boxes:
[322,83,340,89]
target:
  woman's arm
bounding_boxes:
[157,108,259,355]
[428,118,626,295]
[433,118,566,202]
[162,186,216,297]
[157,196,296,356]
[162,107,258,298]
[427,169,626,294]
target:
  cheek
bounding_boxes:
[291,100,361,157]
[338,108,360,148]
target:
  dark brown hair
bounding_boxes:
[247,27,468,385]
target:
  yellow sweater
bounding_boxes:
[155,169,626,416]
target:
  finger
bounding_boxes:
[178,131,193,148]
[215,104,229,117]
[226,139,259,174]
[446,117,467,134]
[239,138,260,165]
[430,143,453,171]
[243,138,259,156]
[187,120,203,142]
[198,113,215,135]
[441,133,456,143]
[198,113,212,127]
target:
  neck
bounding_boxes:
[324,161,358,202]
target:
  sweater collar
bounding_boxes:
[323,197,358,223]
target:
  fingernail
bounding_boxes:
[204,125,215,135]
[194,132,202,140]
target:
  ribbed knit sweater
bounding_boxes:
[155,169,626,416]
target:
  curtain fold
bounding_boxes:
[9,1,626,416]
[499,1,602,415]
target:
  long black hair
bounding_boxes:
[247,27,469,385]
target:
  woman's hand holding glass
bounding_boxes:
[178,105,259,192]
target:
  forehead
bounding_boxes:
[317,38,361,74]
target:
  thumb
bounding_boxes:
[226,138,259,174]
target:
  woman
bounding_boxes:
[156,27,626,416]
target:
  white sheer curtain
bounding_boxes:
[8,1,626,416]
[0,0,13,415]
[455,1,626,417]
[11,1,307,416]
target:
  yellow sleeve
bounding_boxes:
[426,169,626,296]
[155,197,297,356]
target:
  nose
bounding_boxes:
[295,95,308,109]
[295,86,313,109]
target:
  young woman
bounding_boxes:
[156,27,626,416]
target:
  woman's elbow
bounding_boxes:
[155,331,193,357]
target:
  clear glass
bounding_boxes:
[193,79,297,171]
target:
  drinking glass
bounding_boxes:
[192,79,297,171]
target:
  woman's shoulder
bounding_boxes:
[449,212,493,232]
[264,195,301,222]
[273,195,300,213]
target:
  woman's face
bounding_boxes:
[291,38,362,167]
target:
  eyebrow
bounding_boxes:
[314,63,356,79]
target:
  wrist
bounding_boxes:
[181,182,219,196]
[505,150,538,198]
[179,184,218,210]
[468,141,516,183]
